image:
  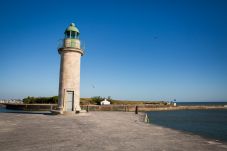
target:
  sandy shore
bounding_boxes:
[0,112,227,151]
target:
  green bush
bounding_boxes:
[23,96,58,104]
[91,96,105,105]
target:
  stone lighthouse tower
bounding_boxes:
[57,23,84,114]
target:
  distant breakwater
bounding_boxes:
[81,105,226,112]
[1,103,226,112]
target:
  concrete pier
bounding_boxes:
[0,112,227,151]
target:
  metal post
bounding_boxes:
[135,106,138,114]
[144,114,150,123]
[86,105,89,112]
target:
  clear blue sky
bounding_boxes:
[0,0,227,102]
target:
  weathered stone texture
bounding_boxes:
[0,112,227,151]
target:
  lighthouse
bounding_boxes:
[57,23,84,114]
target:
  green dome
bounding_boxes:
[65,23,80,34]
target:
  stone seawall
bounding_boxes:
[81,105,225,112]
[137,105,225,111]
[0,112,227,151]
[3,103,57,111]
[2,103,225,111]
[81,104,173,112]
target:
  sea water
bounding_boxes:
[147,103,227,142]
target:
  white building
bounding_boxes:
[101,99,111,105]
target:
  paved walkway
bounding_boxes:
[0,112,227,151]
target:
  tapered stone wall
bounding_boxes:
[58,46,83,112]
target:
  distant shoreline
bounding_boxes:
[142,105,226,111]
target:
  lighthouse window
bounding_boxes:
[65,31,70,38]
[71,31,76,39]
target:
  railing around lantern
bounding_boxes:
[57,39,85,54]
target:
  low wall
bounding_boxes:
[81,104,173,112]
[2,103,225,112]
[4,104,58,111]
[81,105,226,112]
[0,104,5,107]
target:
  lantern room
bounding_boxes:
[64,23,80,39]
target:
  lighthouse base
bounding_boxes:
[50,107,86,115]
[63,111,76,116]
[50,109,63,115]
